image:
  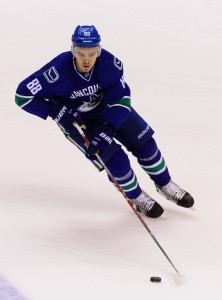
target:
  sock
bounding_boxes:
[106,148,142,199]
[134,137,171,186]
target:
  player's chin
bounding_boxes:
[83,66,91,71]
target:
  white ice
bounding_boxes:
[1,0,222,299]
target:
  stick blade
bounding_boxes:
[174,273,183,285]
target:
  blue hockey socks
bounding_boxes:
[134,137,171,186]
[106,148,142,199]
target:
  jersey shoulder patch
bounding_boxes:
[100,49,123,72]
[43,66,59,83]
[42,51,72,84]
[113,57,123,70]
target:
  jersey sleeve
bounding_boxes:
[99,52,132,129]
[103,82,131,129]
[15,57,61,119]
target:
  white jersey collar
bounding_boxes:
[73,59,94,81]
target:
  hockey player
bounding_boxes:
[15,25,194,218]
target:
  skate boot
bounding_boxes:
[155,180,194,208]
[132,190,164,218]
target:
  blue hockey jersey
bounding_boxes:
[15,49,131,129]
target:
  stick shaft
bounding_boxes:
[73,122,182,277]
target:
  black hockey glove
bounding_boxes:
[86,123,116,158]
[50,105,84,130]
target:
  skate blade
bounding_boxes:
[162,213,168,219]
[190,206,196,211]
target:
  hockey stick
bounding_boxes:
[73,122,183,285]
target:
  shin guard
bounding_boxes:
[134,137,171,186]
[106,148,142,199]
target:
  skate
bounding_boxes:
[132,190,164,218]
[155,180,194,208]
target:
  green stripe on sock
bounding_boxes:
[121,176,137,191]
[142,158,165,174]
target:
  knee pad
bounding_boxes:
[106,148,131,178]
[132,137,158,159]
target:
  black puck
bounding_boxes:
[150,276,161,283]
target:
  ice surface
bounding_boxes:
[1,0,222,299]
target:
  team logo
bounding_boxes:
[43,66,59,83]
[77,91,104,112]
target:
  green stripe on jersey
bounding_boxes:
[15,94,33,107]
[109,97,131,109]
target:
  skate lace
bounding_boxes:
[134,192,155,211]
[163,181,186,200]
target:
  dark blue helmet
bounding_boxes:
[72,25,101,48]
